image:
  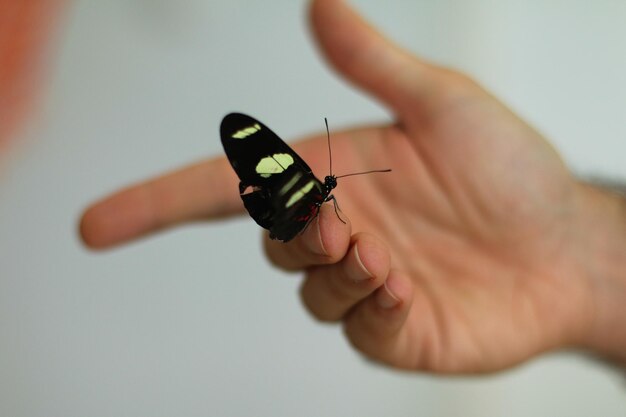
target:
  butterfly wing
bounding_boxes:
[220,113,325,241]
[220,113,314,188]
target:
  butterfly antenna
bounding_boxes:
[325,117,392,179]
[336,169,392,179]
[325,117,332,176]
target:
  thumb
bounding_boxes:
[309,0,443,120]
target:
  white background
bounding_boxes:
[1,1,625,416]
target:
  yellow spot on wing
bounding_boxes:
[279,172,303,196]
[232,123,261,139]
[286,180,316,208]
[256,153,294,178]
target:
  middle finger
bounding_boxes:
[300,232,391,322]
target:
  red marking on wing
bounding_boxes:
[295,202,321,222]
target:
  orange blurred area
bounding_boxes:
[0,0,66,150]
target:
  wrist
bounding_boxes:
[575,181,626,365]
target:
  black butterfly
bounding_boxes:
[220,113,389,242]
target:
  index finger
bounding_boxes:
[79,157,243,249]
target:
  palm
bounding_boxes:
[295,79,588,371]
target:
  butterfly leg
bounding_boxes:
[325,194,347,224]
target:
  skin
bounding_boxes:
[0,0,66,149]
[80,0,626,373]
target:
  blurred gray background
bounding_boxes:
[1,0,625,416]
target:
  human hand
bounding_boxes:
[81,0,626,373]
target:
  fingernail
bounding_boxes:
[376,282,401,309]
[350,244,373,281]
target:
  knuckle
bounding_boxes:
[263,237,284,267]
[344,296,394,344]
[299,285,339,322]
[263,236,302,271]
[328,264,380,304]
[342,314,379,359]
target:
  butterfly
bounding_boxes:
[220,113,390,242]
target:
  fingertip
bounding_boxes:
[299,232,391,322]
[344,268,414,342]
[78,207,96,248]
[77,188,154,250]
[350,232,390,283]
[375,269,413,311]
[78,203,111,250]
[305,202,351,262]
[309,0,447,122]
